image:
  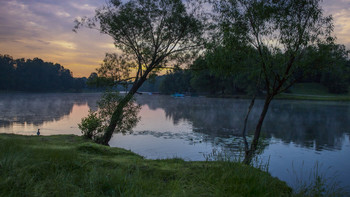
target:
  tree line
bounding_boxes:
[157,43,350,95]
[0,54,87,92]
[106,43,350,96]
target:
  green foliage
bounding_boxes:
[296,43,350,94]
[79,91,140,142]
[292,162,349,197]
[74,0,205,77]
[213,0,337,164]
[215,0,334,95]
[319,45,350,94]
[0,54,86,92]
[159,69,193,94]
[75,0,205,144]
[86,72,113,88]
[88,53,136,89]
[79,111,103,140]
[189,46,261,95]
[0,134,292,196]
[321,71,349,94]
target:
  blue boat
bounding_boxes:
[171,93,185,98]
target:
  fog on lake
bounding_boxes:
[0,93,349,190]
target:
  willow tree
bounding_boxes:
[74,0,204,145]
[215,0,334,164]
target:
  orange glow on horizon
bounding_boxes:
[0,0,349,77]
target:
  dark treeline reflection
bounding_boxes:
[0,93,99,128]
[136,95,350,151]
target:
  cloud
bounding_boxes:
[322,0,350,49]
[49,40,77,50]
[0,0,349,77]
[70,2,96,12]
[0,0,114,77]
[56,11,71,18]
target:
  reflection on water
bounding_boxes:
[0,93,349,190]
[0,93,100,135]
[133,96,350,151]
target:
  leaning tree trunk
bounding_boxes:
[243,94,274,165]
[100,76,148,146]
[242,94,257,153]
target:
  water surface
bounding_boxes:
[1,93,349,191]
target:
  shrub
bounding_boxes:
[79,91,140,142]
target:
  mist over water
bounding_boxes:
[0,93,100,135]
[0,93,349,190]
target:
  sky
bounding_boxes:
[0,0,349,77]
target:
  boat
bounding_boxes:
[171,93,185,98]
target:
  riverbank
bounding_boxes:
[202,83,350,101]
[206,93,350,101]
[275,93,350,101]
[0,134,291,196]
[276,83,350,101]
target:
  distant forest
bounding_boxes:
[154,59,350,95]
[92,50,350,96]
[93,63,350,96]
[0,54,86,92]
[86,43,350,96]
[2,48,349,94]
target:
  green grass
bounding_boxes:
[276,83,350,101]
[276,94,350,101]
[289,83,330,95]
[0,134,292,197]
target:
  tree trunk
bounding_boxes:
[243,94,273,164]
[242,94,257,152]
[99,76,148,146]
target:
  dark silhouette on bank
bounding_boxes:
[0,54,86,92]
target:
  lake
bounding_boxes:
[0,92,349,191]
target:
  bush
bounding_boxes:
[79,111,103,140]
[79,91,140,142]
[321,71,349,94]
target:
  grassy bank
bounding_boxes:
[275,94,350,101]
[208,93,350,101]
[206,83,350,101]
[0,134,291,196]
[276,83,350,101]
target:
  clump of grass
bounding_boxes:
[290,161,349,197]
[0,134,291,196]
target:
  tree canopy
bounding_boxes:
[213,0,336,163]
[215,0,334,95]
[75,0,206,145]
[75,0,205,84]
[0,54,86,92]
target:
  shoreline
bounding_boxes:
[0,134,292,196]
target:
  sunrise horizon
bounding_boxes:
[0,0,349,77]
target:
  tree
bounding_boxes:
[79,91,140,142]
[0,55,15,90]
[0,55,85,92]
[292,43,349,93]
[192,45,261,95]
[74,0,205,145]
[215,0,334,164]
[159,69,193,95]
[317,44,350,93]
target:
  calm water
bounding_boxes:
[0,93,349,191]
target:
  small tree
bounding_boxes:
[79,91,140,143]
[74,0,205,145]
[215,0,334,164]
